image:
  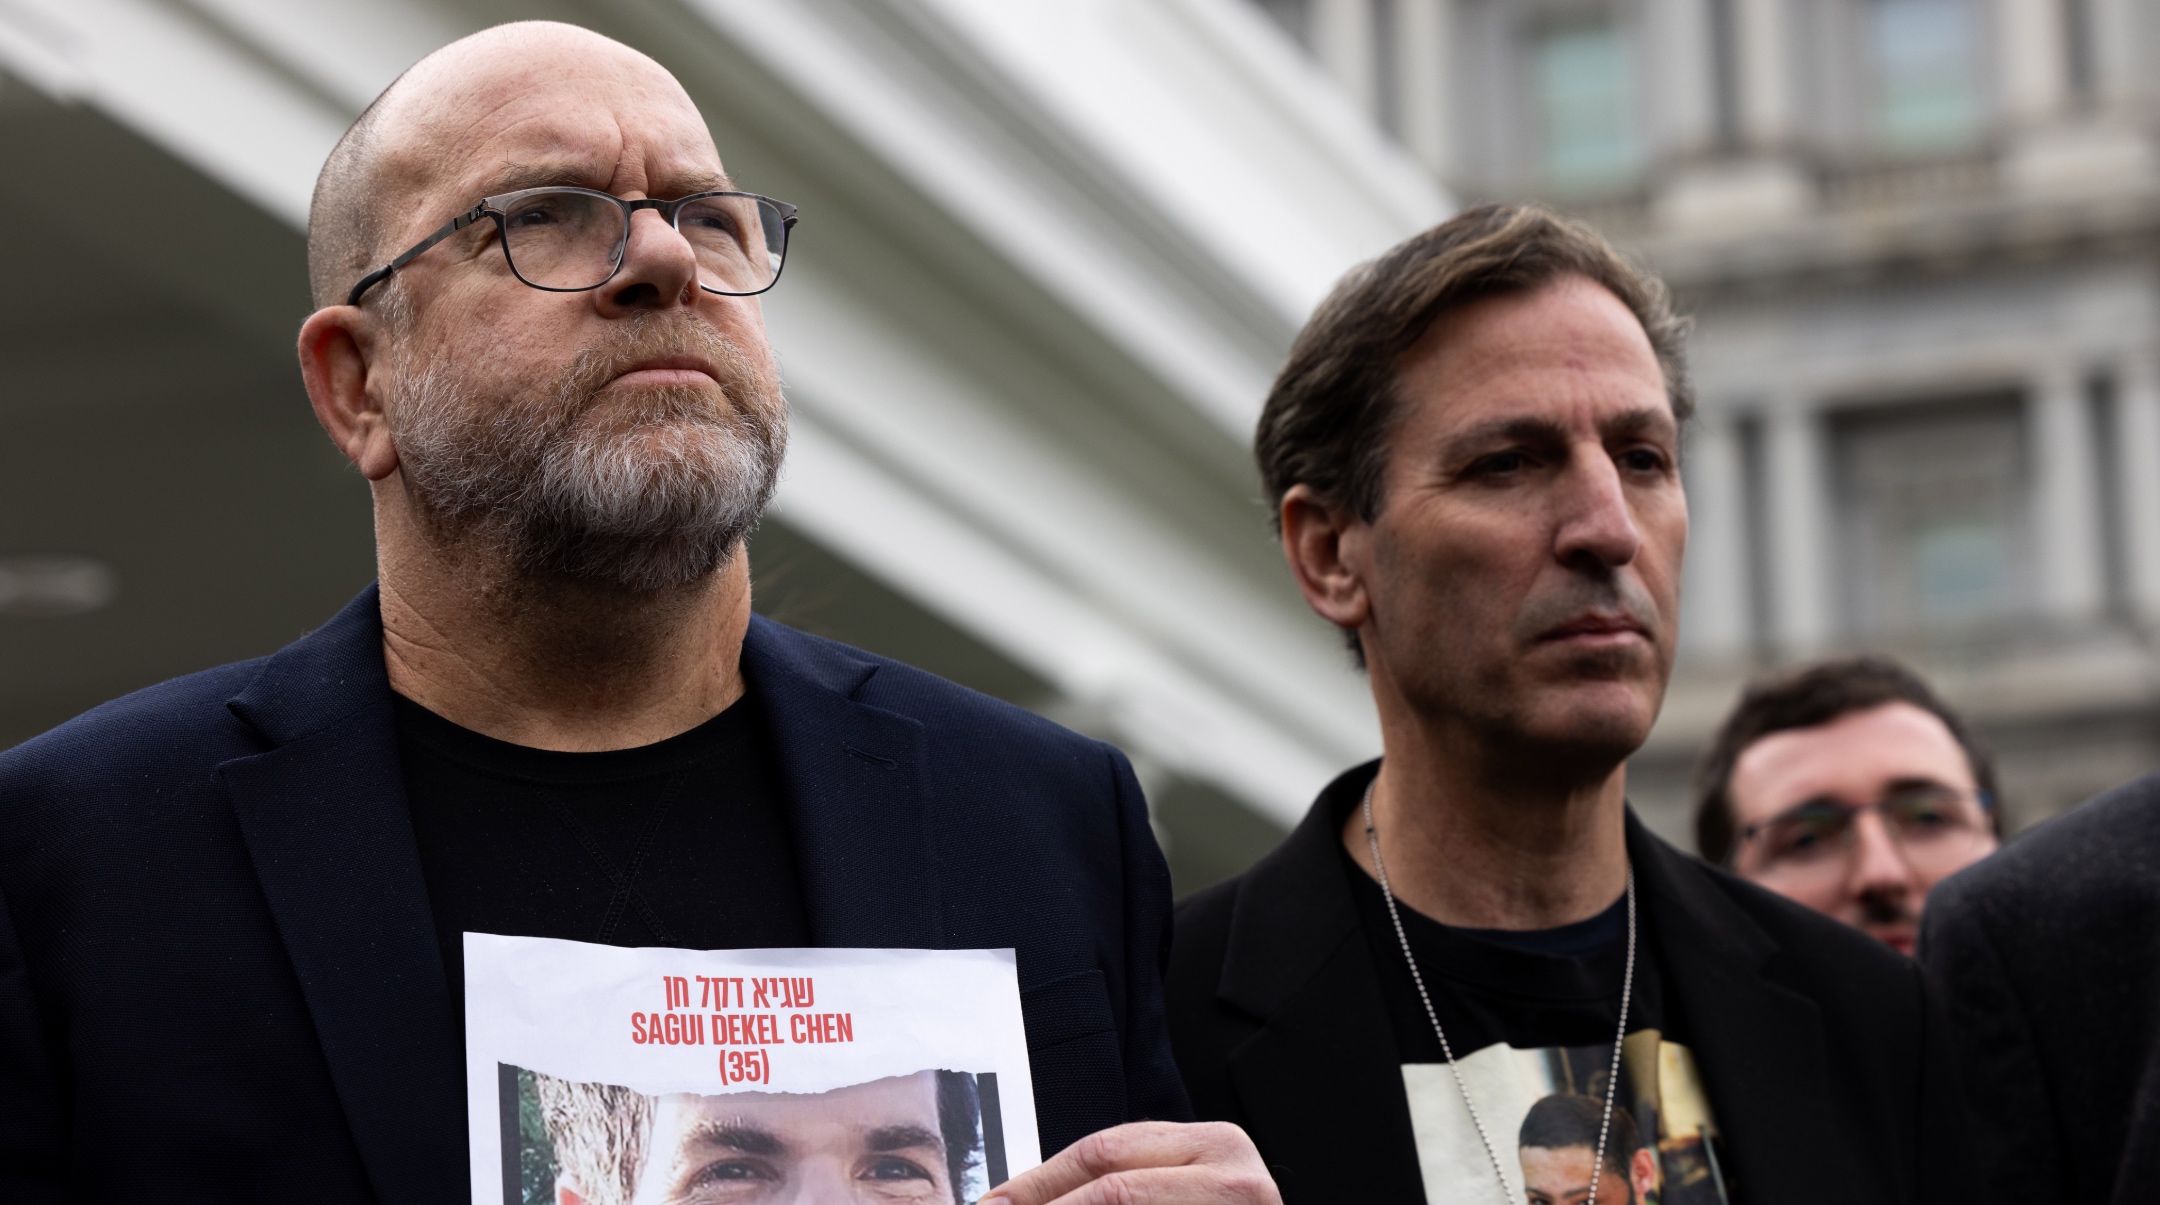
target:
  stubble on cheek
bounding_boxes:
[1366,527,1523,730]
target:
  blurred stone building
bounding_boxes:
[0,0,1454,891]
[7,0,2154,891]
[1255,0,2160,841]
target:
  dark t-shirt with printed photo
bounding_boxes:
[1344,848,1735,1205]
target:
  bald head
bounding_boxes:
[306,22,718,310]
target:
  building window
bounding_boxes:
[1834,397,2028,638]
[1871,0,1982,151]
[1534,19,1640,190]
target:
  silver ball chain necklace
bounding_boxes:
[1361,780,1637,1205]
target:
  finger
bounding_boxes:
[984,1121,1249,1205]
[1022,1166,1280,1205]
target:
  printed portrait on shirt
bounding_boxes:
[1403,1030,1731,1205]
[506,1065,1001,1205]
[1517,1093,1659,1205]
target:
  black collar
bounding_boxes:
[1211,761,1868,1205]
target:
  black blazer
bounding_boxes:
[0,586,1189,1203]
[1920,773,2160,1205]
[1167,765,1977,1205]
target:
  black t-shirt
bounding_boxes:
[394,691,811,1029]
[1345,846,1674,1060]
[1337,779,1736,1204]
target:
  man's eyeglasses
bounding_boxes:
[345,186,798,307]
[1736,783,1995,884]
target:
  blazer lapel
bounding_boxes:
[1216,767,1429,1201]
[221,586,465,1205]
[1631,818,1864,1205]
[741,617,941,949]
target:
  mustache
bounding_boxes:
[1514,573,1661,641]
[545,312,775,432]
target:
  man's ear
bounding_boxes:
[1279,483,1372,632]
[297,305,399,481]
[553,1174,587,1205]
[1631,1146,1659,1195]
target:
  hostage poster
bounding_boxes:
[465,934,1040,1205]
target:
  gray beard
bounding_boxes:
[386,324,787,593]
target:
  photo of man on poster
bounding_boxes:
[524,1067,994,1205]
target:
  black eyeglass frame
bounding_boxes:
[1732,784,1996,862]
[344,185,799,307]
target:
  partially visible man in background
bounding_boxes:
[1693,656,2000,954]
[1923,778,2160,1204]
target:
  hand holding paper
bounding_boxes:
[466,936,1043,1204]
[981,1121,1281,1205]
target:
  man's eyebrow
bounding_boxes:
[1443,406,1677,452]
[863,1124,944,1153]
[1441,415,1570,452]
[678,168,734,193]
[478,162,735,197]
[683,1120,787,1156]
[1883,775,1961,794]
[480,161,603,194]
[1597,405,1679,439]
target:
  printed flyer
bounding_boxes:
[465,934,1040,1205]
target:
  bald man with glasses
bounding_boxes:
[0,22,1273,1205]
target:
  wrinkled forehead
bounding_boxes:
[375,47,726,248]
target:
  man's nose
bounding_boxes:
[1847,812,1917,901]
[595,207,701,314]
[1553,451,1643,569]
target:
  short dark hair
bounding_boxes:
[934,1069,981,1199]
[1693,655,1999,865]
[1254,202,1691,532]
[1517,1093,1642,1177]
[307,85,405,311]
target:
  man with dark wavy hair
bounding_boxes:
[1167,204,1978,1204]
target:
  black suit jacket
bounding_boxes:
[1920,773,2160,1205]
[0,586,1189,1203]
[1168,764,1977,1205]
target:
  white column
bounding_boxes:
[1733,0,1795,149]
[1995,0,2070,128]
[1681,409,1753,661]
[1643,0,1721,159]
[2030,362,2107,624]
[1312,0,1379,118]
[1764,399,1834,656]
[1393,0,1457,180]
[2112,352,2160,620]
[2086,0,2147,114]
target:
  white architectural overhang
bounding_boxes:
[2,0,1450,823]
